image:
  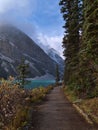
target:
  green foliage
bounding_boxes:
[55,64,60,84]
[79,0,98,96]
[63,87,78,102]
[30,86,53,103]
[17,58,29,88]
[0,79,53,130]
[59,0,82,87]
[59,0,98,98]
[9,105,30,130]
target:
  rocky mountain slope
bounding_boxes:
[46,48,64,73]
[36,42,64,75]
[0,24,58,78]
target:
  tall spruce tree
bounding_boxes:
[79,0,98,96]
[59,0,82,89]
[60,0,98,97]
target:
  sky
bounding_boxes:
[0,0,64,58]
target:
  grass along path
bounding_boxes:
[31,86,98,130]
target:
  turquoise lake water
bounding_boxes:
[25,80,55,89]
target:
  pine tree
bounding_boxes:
[17,58,29,88]
[59,0,82,89]
[59,0,98,97]
[55,64,60,84]
[79,0,98,96]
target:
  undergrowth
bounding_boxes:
[0,78,53,130]
[63,86,98,124]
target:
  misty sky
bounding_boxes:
[0,0,64,57]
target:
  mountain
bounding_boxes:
[47,48,64,65]
[46,48,64,76]
[36,42,64,75]
[0,24,60,78]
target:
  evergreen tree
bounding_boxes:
[55,64,60,84]
[79,0,98,96]
[17,58,29,88]
[60,0,98,97]
[59,0,82,89]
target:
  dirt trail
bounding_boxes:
[31,87,98,130]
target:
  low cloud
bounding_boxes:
[0,0,64,58]
[37,33,64,58]
[0,0,35,15]
[0,0,37,37]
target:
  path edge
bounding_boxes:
[73,104,93,125]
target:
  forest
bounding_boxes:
[0,0,98,129]
[59,0,98,98]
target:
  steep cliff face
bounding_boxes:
[0,25,57,78]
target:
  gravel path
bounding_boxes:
[31,87,98,130]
